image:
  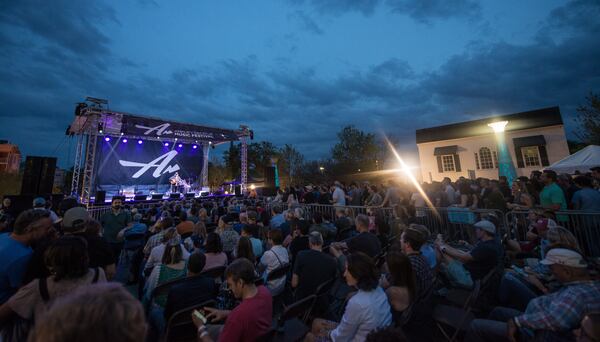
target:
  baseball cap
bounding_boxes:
[62,207,89,229]
[473,220,496,234]
[533,218,557,232]
[33,197,46,207]
[540,248,587,268]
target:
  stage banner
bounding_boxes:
[95,138,203,187]
[121,114,239,141]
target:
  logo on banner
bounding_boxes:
[135,123,173,136]
[119,151,180,178]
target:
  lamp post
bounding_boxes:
[488,121,517,185]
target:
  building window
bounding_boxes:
[479,147,494,169]
[521,146,541,167]
[474,153,480,169]
[442,155,455,172]
[492,151,498,168]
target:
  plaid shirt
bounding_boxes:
[143,230,166,257]
[515,280,600,331]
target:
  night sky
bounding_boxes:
[1,0,599,167]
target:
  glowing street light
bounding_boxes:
[487,121,508,133]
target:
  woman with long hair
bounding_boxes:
[144,230,187,307]
[202,232,228,271]
[383,251,416,315]
[234,236,255,264]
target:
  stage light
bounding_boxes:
[192,145,198,149]
[178,144,183,148]
[122,138,128,143]
[164,142,169,147]
[488,121,508,133]
[104,137,110,142]
[137,140,143,145]
[120,132,124,136]
[250,184,256,190]
[175,138,178,141]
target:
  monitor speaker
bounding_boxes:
[184,193,195,199]
[234,185,241,196]
[170,193,181,199]
[151,194,164,200]
[134,195,147,201]
[95,191,106,204]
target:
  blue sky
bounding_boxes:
[1,0,599,167]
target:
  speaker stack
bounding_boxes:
[21,156,57,195]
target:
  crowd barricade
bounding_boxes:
[297,203,395,221]
[414,206,507,242]
[87,206,113,221]
[505,209,600,257]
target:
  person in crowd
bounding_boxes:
[506,179,534,210]
[572,175,600,211]
[198,207,211,225]
[307,252,392,341]
[366,185,383,207]
[270,204,285,229]
[575,313,600,342]
[466,248,600,341]
[0,236,107,325]
[381,250,415,316]
[192,259,272,341]
[346,182,363,206]
[409,224,437,269]
[0,210,52,304]
[504,215,553,260]
[498,176,512,200]
[436,220,503,288]
[590,166,600,188]
[145,228,190,273]
[143,217,174,260]
[61,207,115,279]
[457,181,479,210]
[144,235,188,307]
[202,232,228,272]
[27,282,145,342]
[233,212,247,234]
[557,173,579,206]
[330,214,381,259]
[187,206,200,224]
[115,213,147,283]
[540,170,568,219]
[241,225,263,259]
[175,211,194,238]
[332,181,346,206]
[234,236,256,264]
[259,229,289,296]
[441,177,456,206]
[278,210,296,245]
[100,197,132,263]
[334,207,353,240]
[291,231,337,301]
[289,219,311,262]
[397,226,434,304]
[148,252,218,339]
[309,211,336,243]
[32,197,59,223]
[216,215,239,258]
[319,185,332,205]
[184,221,207,252]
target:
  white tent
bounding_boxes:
[544,145,600,174]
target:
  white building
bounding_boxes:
[416,106,570,182]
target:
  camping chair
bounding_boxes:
[432,279,482,342]
[163,299,216,342]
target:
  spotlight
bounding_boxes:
[104,137,110,142]
[122,138,128,143]
[175,138,178,141]
[120,132,124,136]
[137,140,143,145]
[178,144,183,148]
[488,121,508,133]
[192,145,198,149]
[164,142,169,147]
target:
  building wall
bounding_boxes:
[417,125,569,182]
[0,144,21,173]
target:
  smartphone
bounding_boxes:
[192,309,207,324]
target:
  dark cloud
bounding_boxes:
[288,11,324,35]
[386,0,481,23]
[288,0,382,16]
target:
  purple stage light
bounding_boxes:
[164,142,169,147]
[192,145,198,149]
[104,137,110,142]
[178,144,183,148]
[122,138,128,143]
[137,140,143,145]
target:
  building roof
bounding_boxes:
[415,106,563,144]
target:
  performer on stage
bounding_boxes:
[169,172,182,193]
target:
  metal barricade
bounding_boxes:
[87,206,112,221]
[414,207,507,242]
[505,209,600,257]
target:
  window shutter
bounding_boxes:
[436,156,443,173]
[474,153,480,169]
[539,145,549,166]
[515,147,524,168]
[453,154,461,172]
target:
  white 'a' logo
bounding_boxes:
[134,123,173,136]
[119,151,180,178]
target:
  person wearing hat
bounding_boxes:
[62,207,115,280]
[436,220,503,288]
[466,248,600,342]
[32,197,59,224]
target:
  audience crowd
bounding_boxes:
[0,166,599,341]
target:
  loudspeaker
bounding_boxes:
[95,191,106,204]
[184,193,195,199]
[170,193,181,199]
[234,185,241,196]
[151,194,164,200]
[134,195,147,201]
[264,166,276,188]
[21,156,57,195]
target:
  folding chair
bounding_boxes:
[163,299,216,342]
[432,280,482,342]
[273,295,317,342]
[200,266,226,282]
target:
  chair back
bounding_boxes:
[164,299,216,342]
[278,295,316,327]
[267,264,290,282]
[315,277,336,297]
[201,266,226,281]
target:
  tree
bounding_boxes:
[208,157,228,189]
[574,92,600,145]
[223,142,240,180]
[331,125,381,175]
[278,144,304,187]
[248,141,279,179]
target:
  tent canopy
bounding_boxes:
[544,145,600,174]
